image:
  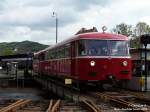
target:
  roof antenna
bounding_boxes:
[102,26,107,33]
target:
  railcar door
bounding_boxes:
[71,41,76,78]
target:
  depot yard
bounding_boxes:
[0,68,149,112]
[0,33,150,111]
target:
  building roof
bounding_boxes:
[0,53,33,61]
[130,48,150,53]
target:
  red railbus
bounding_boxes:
[33,32,132,86]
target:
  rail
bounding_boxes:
[123,91,150,103]
[95,92,149,112]
[80,99,101,112]
[46,100,61,112]
[0,99,31,112]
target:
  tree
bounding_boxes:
[130,22,150,48]
[1,48,15,56]
[134,22,150,37]
[129,38,140,48]
[112,23,133,36]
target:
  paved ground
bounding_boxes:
[145,91,150,97]
[0,69,58,100]
[0,88,44,100]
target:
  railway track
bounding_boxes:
[78,94,118,112]
[0,90,149,112]
[0,99,15,110]
[17,100,50,112]
[0,99,51,112]
[59,100,102,112]
[80,99,101,112]
[59,101,86,112]
[0,99,31,112]
[46,100,61,112]
[91,91,150,112]
[63,90,150,112]
[122,90,150,105]
[0,99,102,112]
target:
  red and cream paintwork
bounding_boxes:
[33,32,132,83]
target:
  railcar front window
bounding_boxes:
[87,40,108,56]
[110,41,129,56]
[78,39,129,56]
[78,40,108,56]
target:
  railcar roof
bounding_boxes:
[52,32,128,48]
[34,32,128,55]
[77,32,128,40]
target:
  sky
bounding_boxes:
[0,0,150,45]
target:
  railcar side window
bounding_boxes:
[65,44,70,58]
[60,48,63,58]
[51,50,55,59]
[39,53,45,61]
[49,50,52,59]
[45,51,48,60]
[33,55,39,62]
[62,48,65,58]
[78,40,87,56]
[65,47,70,57]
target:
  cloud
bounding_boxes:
[0,26,55,45]
[94,0,150,29]
[0,0,150,45]
[0,3,79,29]
[53,0,110,11]
[140,16,150,24]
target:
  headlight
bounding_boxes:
[90,61,96,67]
[123,61,128,66]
